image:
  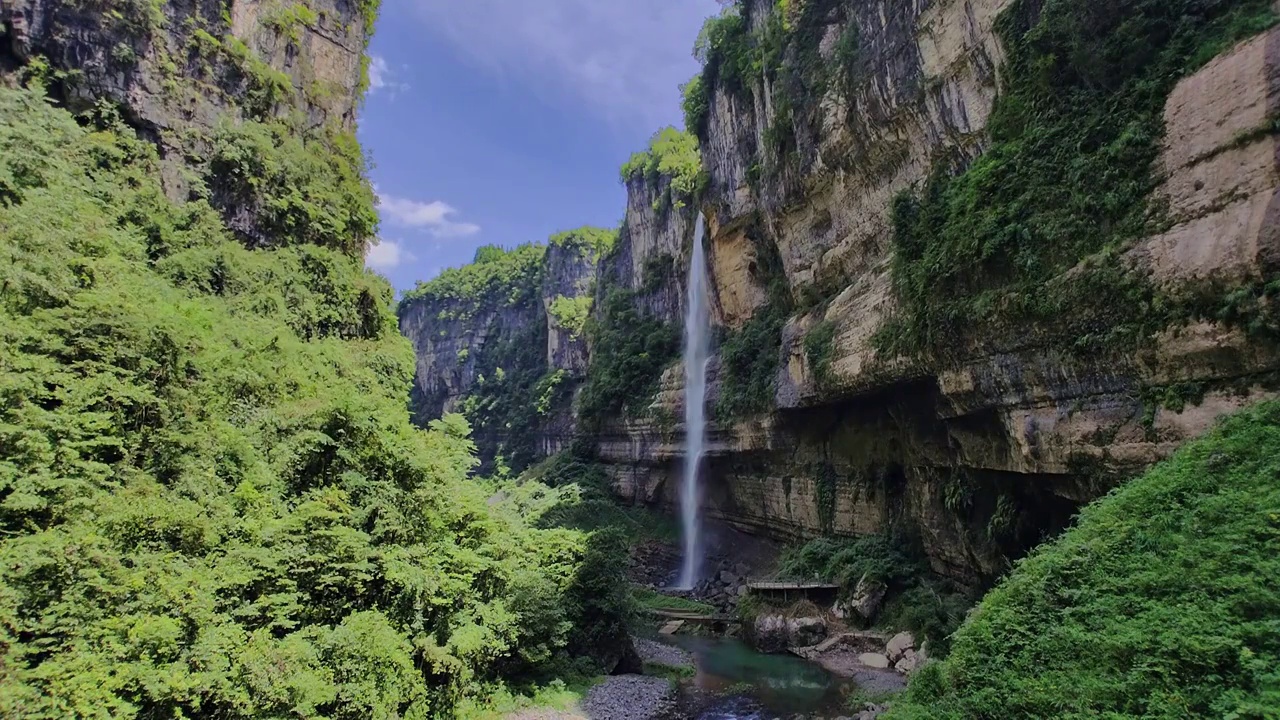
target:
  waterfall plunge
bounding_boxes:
[678,214,711,590]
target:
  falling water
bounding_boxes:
[679,214,711,589]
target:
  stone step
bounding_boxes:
[658,621,685,635]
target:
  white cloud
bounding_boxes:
[409,0,722,129]
[378,192,481,238]
[366,238,414,271]
[367,55,409,97]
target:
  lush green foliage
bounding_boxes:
[680,73,709,137]
[456,318,553,474]
[519,454,680,544]
[889,402,1280,718]
[578,289,680,426]
[715,302,788,419]
[549,295,593,339]
[803,319,837,389]
[878,0,1278,360]
[549,225,618,256]
[619,127,705,209]
[399,243,546,315]
[0,85,627,719]
[207,118,377,257]
[633,588,716,616]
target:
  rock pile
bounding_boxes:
[792,630,928,677]
[628,541,680,585]
[580,675,676,720]
[683,557,753,613]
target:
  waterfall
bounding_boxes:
[679,214,711,590]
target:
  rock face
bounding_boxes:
[397,1,1280,587]
[749,612,827,654]
[1,0,371,242]
[591,4,1280,588]
[399,237,605,463]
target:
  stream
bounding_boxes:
[658,635,860,720]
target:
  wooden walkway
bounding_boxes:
[642,609,732,622]
[746,581,840,591]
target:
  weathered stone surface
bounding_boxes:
[858,653,891,669]
[786,616,828,648]
[594,16,1280,588]
[850,574,887,622]
[886,631,915,662]
[750,613,790,654]
[894,649,922,675]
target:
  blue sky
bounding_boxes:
[358,0,723,293]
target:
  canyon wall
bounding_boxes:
[1,0,372,246]
[401,0,1280,588]
[602,0,1280,588]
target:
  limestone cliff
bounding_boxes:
[601,0,1280,588]
[1,0,374,249]
[399,0,1280,588]
[399,232,610,468]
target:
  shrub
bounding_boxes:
[0,83,626,719]
[619,127,705,208]
[399,243,546,316]
[549,226,617,256]
[578,289,680,425]
[888,402,1280,718]
[207,119,377,256]
[803,319,837,388]
[877,0,1279,361]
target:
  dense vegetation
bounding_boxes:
[888,402,1280,718]
[619,127,705,210]
[0,81,629,718]
[577,288,681,427]
[878,0,1278,360]
[399,243,547,318]
[549,225,618,256]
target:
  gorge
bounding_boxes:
[1,0,1279,717]
[401,0,1280,589]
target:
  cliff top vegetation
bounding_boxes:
[619,126,705,209]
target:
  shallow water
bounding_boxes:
[661,635,854,719]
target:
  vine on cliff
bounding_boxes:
[876,0,1278,361]
[578,288,680,427]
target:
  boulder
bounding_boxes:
[719,570,739,585]
[737,584,749,596]
[786,616,828,647]
[850,574,887,622]
[857,652,891,669]
[894,649,921,674]
[751,613,791,653]
[886,631,915,661]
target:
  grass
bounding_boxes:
[456,677,599,720]
[887,401,1280,718]
[643,662,696,681]
[633,587,717,615]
